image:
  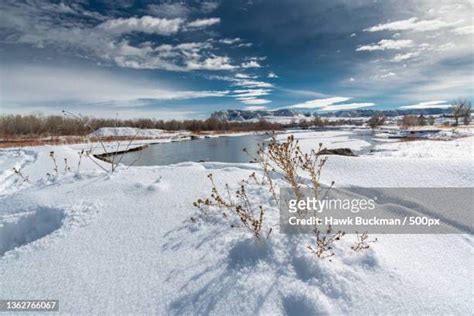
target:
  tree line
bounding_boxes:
[0,113,369,138]
[0,114,288,138]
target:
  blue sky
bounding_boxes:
[0,0,473,119]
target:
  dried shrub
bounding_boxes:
[49,151,59,177]
[398,115,419,128]
[13,167,29,182]
[351,231,377,252]
[196,135,331,244]
[244,145,278,203]
[246,135,329,203]
[64,158,71,173]
[62,110,141,173]
[77,149,85,172]
[194,173,271,240]
[266,135,304,200]
[307,226,345,260]
[194,134,376,260]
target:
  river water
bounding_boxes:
[117,130,377,166]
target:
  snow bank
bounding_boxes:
[0,206,65,256]
[370,136,474,159]
[277,130,372,153]
[89,127,170,138]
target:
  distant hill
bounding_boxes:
[210,108,452,121]
[210,109,302,121]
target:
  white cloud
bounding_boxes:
[241,60,261,68]
[200,2,219,13]
[232,87,272,105]
[267,72,279,78]
[244,105,267,111]
[98,16,221,35]
[238,43,253,48]
[0,2,239,73]
[239,98,271,105]
[453,25,474,35]
[280,88,326,98]
[234,73,252,79]
[147,1,218,18]
[186,17,220,28]
[108,41,243,71]
[0,64,228,105]
[350,33,357,37]
[111,41,235,71]
[320,103,375,111]
[399,100,450,109]
[289,97,351,109]
[234,79,273,88]
[348,1,473,103]
[365,17,460,32]
[210,75,274,90]
[233,89,271,98]
[398,69,474,100]
[147,3,191,18]
[357,39,413,51]
[392,52,419,62]
[186,56,237,70]
[98,16,184,35]
[219,38,241,45]
[379,72,396,79]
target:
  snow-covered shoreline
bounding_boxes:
[1,130,473,314]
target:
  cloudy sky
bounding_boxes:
[0,0,472,119]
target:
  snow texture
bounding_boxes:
[0,130,473,314]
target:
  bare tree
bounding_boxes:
[399,115,418,128]
[462,101,472,125]
[427,116,435,125]
[451,99,471,126]
[367,114,385,129]
[417,115,426,126]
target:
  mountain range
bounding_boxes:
[210,108,452,121]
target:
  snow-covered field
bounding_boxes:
[276,130,372,154]
[1,130,473,314]
[370,136,474,158]
[89,127,187,138]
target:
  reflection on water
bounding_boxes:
[117,134,270,166]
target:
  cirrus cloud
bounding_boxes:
[320,103,375,111]
[243,105,268,111]
[186,17,220,28]
[289,97,351,109]
[356,39,413,51]
[392,52,419,62]
[98,16,184,35]
[0,64,229,105]
[364,17,460,33]
[239,98,271,105]
[399,100,450,109]
[241,60,261,68]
